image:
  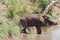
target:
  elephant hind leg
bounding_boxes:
[20,20,28,34]
[20,27,27,34]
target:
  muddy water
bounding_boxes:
[0,24,57,40]
[10,25,60,40]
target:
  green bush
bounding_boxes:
[5,0,28,19]
[6,5,15,19]
[8,25,20,35]
[31,0,50,14]
[0,20,8,37]
[40,0,50,13]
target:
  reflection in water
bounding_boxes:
[12,25,60,40]
[20,34,52,40]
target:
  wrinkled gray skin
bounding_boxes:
[19,13,57,34]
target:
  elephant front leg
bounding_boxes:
[36,27,41,34]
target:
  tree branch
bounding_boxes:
[42,0,58,16]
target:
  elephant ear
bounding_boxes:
[39,15,45,23]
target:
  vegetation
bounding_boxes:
[0,0,59,37]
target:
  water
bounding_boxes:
[11,25,60,40]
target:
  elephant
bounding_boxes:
[19,13,57,34]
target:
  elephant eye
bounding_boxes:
[42,15,49,20]
[45,17,47,19]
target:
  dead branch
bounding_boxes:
[42,0,58,16]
